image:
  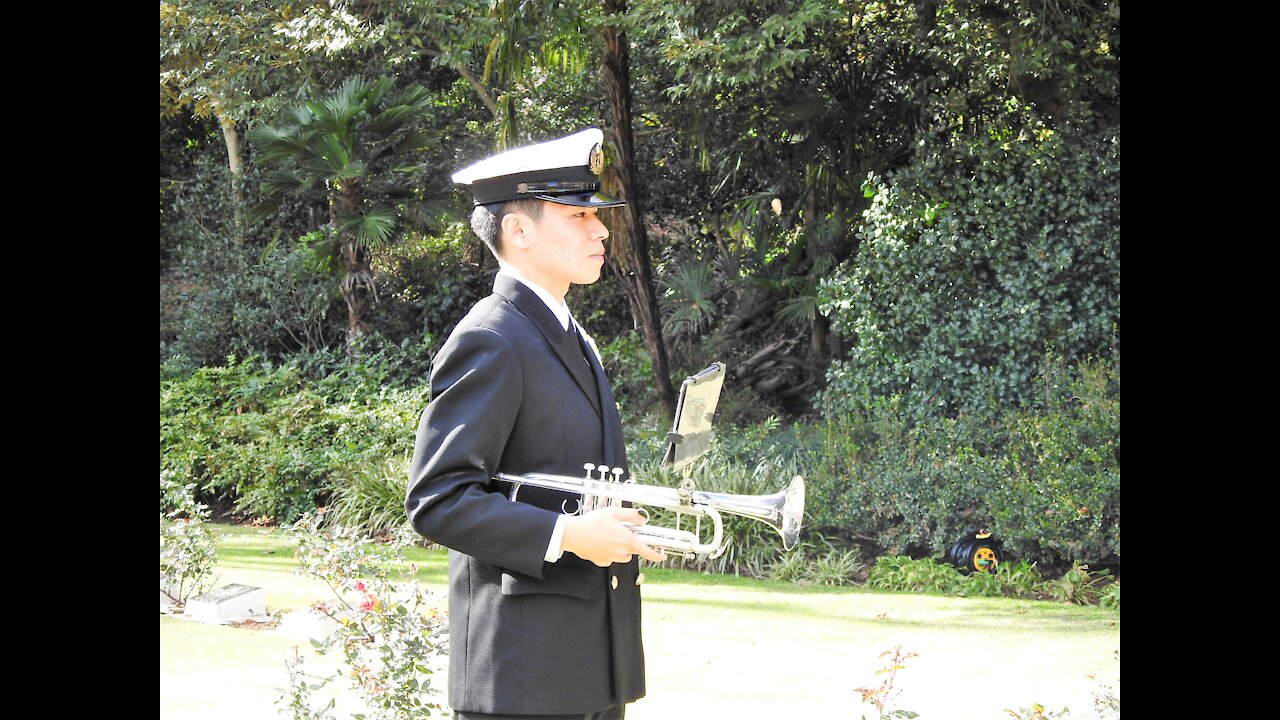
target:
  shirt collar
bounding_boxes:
[496,262,573,332]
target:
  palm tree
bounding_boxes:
[248,76,436,342]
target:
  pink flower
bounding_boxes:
[357,594,377,611]
[354,581,366,591]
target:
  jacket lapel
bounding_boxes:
[492,274,602,419]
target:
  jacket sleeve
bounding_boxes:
[405,324,559,579]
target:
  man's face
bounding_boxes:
[516,202,610,295]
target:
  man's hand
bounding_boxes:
[561,507,667,567]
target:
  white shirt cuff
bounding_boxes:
[544,514,568,562]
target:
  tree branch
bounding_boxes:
[422,45,499,119]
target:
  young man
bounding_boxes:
[405,128,665,720]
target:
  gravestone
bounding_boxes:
[185,583,268,624]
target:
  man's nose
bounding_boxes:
[589,213,609,241]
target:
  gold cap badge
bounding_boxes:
[589,143,604,176]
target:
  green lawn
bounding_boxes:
[161,524,1120,720]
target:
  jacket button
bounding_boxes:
[611,575,619,590]
[635,573,646,586]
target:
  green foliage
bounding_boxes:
[865,555,1056,601]
[989,358,1121,565]
[1039,563,1114,606]
[866,555,968,596]
[160,471,219,606]
[281,515,448,719]
[248,74,448,339]
[160,356,429,523]
[766,539,864,586]
[802,355,1119,572]
[599,329,656,417]
[1098,581,1120,610]
[818,120,1120,422]
[323,455,415,538]
[162,234,345,370]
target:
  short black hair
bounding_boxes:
[469,198,546,257]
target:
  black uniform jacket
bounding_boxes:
[406,273,644,715]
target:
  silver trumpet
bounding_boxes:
[497,464,805,560]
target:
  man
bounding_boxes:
[406,127,665,720]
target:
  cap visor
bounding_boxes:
[537,191,626,208]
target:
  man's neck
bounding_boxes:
[498,261,572,331]
[498,258,568,305]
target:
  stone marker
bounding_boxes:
[185,583,268,624]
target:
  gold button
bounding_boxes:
[635,573,646,586]
[610,575,619,590]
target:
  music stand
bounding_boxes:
[660,362,727,475]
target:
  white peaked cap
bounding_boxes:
[451,127,625,208]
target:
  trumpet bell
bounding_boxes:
[780,475,805,550]
[692,474,806,551]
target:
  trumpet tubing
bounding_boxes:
[496,464,805,559]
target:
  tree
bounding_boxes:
[248,76,437,342]
[599,0,678,417]
[160,1,372,246]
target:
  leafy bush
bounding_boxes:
[160,356,429,523]
[818,119,1120,423]
[801,355,1119,572]
[1039,563,1115,606]
[865,555,970,595]
[864,555,1057,600]
[160,470,219,606]
[766,539,865,586]
[280,514,448,719]
[989,358,1121,566]
[623,354,1117,576]
[323,455,415,537]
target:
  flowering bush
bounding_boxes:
[160,470,218,607]
[279,514,448,720]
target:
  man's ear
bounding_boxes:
[501,211,532,251]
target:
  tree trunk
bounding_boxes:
[332,184,372,344]
[599,0,677,419]
[215,109,245,247]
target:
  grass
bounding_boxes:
[161,524,1120,720]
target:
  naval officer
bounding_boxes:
[406,127,665,720]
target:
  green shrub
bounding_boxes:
[160,356,429,523]
[1098,581,1120,610]
[766,539,865,586]
[865,555,1056,601]
[1038,563,1114,606]
[865,555,965,595]
[990,358,1121,566]
[323,455,415,537]
[817,119,1120,423]
[801,355,1118,572]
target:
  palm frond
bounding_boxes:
[316,134,352,172]
[247,125,311,162]
[364,105,419,137]
[659,260,721,337]
[338,208,398,248]
[245,197,285,226]
[775,294,817,329]
[259,169,314,197]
